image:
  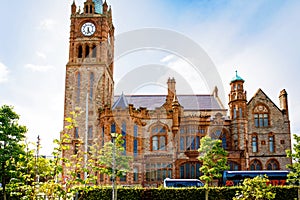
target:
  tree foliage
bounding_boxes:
[198,136,229,186]
[92,134,132,178]
[0,105,27,200]
[286,134,300,185]
[233,175,276,200]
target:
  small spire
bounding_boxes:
[231,70,244,83]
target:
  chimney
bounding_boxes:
[279,89,289,116]
[167,77,176,101]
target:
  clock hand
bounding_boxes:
[87,27,91,33]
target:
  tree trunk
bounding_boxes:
[205,190,208,200]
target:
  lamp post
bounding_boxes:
[111,132,118,200]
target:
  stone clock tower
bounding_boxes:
[63,0,114,160]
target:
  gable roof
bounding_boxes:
[247,88,282,112]
[113,94,224,111]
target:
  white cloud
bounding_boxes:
[24,64,54,72]
[38,19,56,30]
[36,51,47,59]
[0,62,9,83]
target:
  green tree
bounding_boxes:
[198,136,229,186]
[6,143,53,199]
[233,175,276,200]
[198,136,229,200]
[0,105,27,200]
[94,134,132,178]
[286,134,300,185]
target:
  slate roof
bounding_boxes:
[113,94,223,110]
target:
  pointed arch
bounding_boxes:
[92,44,97,58]
[250,159,262,170]
[85,45,90,58]
[266,159,279,170]
[78,45,83,58]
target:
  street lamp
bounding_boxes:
[111,132,118,200]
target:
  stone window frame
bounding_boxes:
[250,159,262,170]
[150,124,168,152]
[179,125,205,152]
[210,128,230,150]
[179,162,201,179]
[251,133,258,153]
[228,160,240,171]
[145,162,172,182]
[268,133,275,153]
[253,104,270,128]
[266,159,280,170]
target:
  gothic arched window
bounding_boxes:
[78,45,83,58]
[151,125,167,151]
[121,122,126,155]
[250,159,262,170]
[266,159,279,170]
[228,161,240,171]
[92,45,97,58]
[133,125,138,157]
[85,45,90,58]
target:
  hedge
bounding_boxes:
[1,186,299,200]
[80,186,300,200]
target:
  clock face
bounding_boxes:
[81,22,96,36]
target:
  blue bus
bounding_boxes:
[223,170,289,186]
[163,178,204,188]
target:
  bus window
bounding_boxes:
[164,178,204,188]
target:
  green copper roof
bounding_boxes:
[231,70,244,82]
[93,0,103,14]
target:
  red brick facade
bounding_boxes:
[62,1,292,187]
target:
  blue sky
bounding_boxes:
[0,0,300,155]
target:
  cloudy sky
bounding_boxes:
[0,0,299,155]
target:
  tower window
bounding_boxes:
[76,73,81,103]
[85,45,90,58]
[239,108,243,118]
[85,5,89,13]
[121,122,126,155]
[78,45,83,58]
[134,125,138,157]
[88,126,93,139]
[92,45,97,58]
[89,72,94,100]
[233,108,237,119]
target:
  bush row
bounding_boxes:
[81,186,300,200]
